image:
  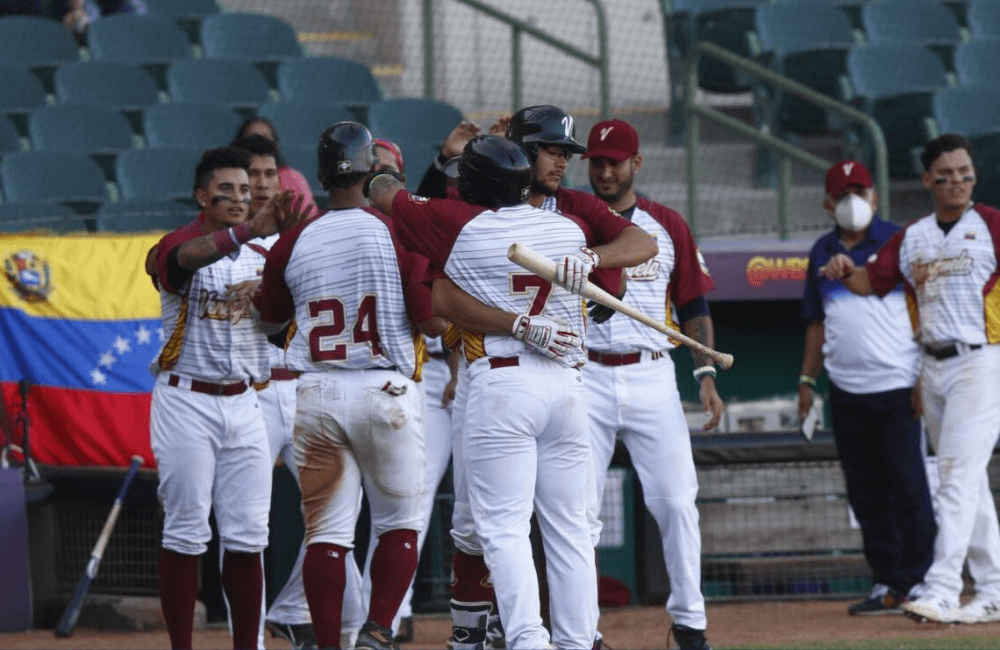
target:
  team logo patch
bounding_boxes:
[599,126,614,141]
[4,249,53,302]
[338,160,352,172]
[842,162,855,176]
[965,231,977,240]
[520,186,530,201]
[407,194,430,204]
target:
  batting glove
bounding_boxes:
[511,314,582,360]
[555,247,600,296]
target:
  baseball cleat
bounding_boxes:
[265,620,318,650]
[670,623,712,650]
[848,583,905,615]
[956,596,1000,624]
[902,595,962,623]
[355,620,399,649]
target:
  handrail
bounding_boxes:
[685,41,890,239]
[423,0,610,118]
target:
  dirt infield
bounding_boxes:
[2,600,997,649]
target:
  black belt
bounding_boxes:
[923,343,982,360]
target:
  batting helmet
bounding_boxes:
[506,105,587,161]
[445,135,532,208]
[317,122,376,190]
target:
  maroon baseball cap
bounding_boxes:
[582,119,639,161]
[825,160,873,198]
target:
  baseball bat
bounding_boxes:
[55,455,144,638]
[507,243,735,370]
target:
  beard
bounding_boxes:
[592,172,634,205]
[531,177,557,197]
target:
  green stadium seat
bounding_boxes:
[391,139,440,193]
[167,59,272,118]
[0,201,82,233]
[0,115,24,158]
[367,99,463,148]
[954,40,1000,87]
[929,85,1000,155]
[0,65,48,138]
[115,148,202,203]
[143,102,242,150]
[200,13,303,87]
[862,0,963,70]
[0,16,80,92]
[277,57,382,116]
[96,199,196,232]
[771,0,867,30]
[1,151,110,214]
[87,15,193,91]
[28,104,135,181]
[257,102,356,149]
[143,0,221,44]
[968,1,1000,40]
[54,62,160,135]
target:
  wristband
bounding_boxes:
[364,171,406,198]
[434,150,450,171]
[799,374,817,387]
[213,222,253,256]
[693,365,717,383]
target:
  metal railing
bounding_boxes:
[422,0,611,118]
[685,41,890,239]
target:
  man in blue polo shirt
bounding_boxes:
[797,160,936,616]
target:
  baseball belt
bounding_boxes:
[922,342,982,360]
[588,350,664,366]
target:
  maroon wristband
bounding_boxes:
[212,222,254,255]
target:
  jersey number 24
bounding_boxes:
[307,295,382,362]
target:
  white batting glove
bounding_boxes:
[511,314,582,360]
[555,246,600,295]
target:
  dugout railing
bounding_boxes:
[683,41,890,239]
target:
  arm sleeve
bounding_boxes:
[415,161,449,199]
[866,230,906,297]
[676,294,710,323]
[667,218,714,307]
[399,249,435,325]
[800,248,825,322]
[252,223,303,324]
[155,225,202,294]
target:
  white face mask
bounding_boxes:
[834,193,873,232]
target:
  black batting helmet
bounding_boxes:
[317,122,376,190]
[506,105,587,161]
[444,135,532,208]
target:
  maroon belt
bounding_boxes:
[168,374,249,396]
[588,350,663,366]
[488,356,520,370]
[270,368,299,381]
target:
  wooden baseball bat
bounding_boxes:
[55,455,144,638]
[507,243,735,370]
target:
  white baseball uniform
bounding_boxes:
[390,191,634,650]
[583,197,714,630]
[150,222,273,558]
[867,202,1000,608]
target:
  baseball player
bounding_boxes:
[252,122,440,650]
[580,119,720,650]
[368,134,654,650]
[821,134,1000,624]
[798,160,935,616]
[149,146,301,650]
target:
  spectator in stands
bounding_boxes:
[798,160,936,616]
[235,116,317,214]
[373,138,405,181]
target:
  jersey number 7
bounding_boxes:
[307,295,383,362]
[511,273,552,316]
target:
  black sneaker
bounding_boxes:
[356,620,399,650]
[670,623,712,650]
[394,616,414,643]
[848,584,905,616]
[265,620,318,650]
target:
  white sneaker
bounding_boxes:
[957,596,1000,624]
[902,594,962,623]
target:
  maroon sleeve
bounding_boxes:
[253,218,315,324]
[388,192,477,268]
[866,228,907,297]
[556,188,632,244]
[366,207,436,326]
[638,198,715,306]
[155,222,204,295]
[978,203,1000,299]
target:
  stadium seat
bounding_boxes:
[115,148,202,203]
[200,13,302,87]
[0,115,23,157]
[96,199,196,232]
[257,102,357,149]
[753,2,858,133]
[167,59,272,118]
[846,44,949,177]
[0,65,48,137]
[967,0,1000,39]
[0,151,110,214]
[770,0,867,30]
[54,62,160,134]
[929,85,1000,154]
[0,201,83,233]
[0,16,80,92]
[143,102,242,150]
[391,139,440,193]
[143,0,221,44]
[87,14,193,91]
[28,105,135,181]
[861,0,964,70]
[954,40,1000,87]
[276,58,382,114]
[367,99,463,148]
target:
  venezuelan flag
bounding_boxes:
[0,233,163,468]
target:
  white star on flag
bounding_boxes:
[113,335,132,355]
[157,327,165,341]
[90,368,107,386]
[135,325,152,345]
[98,351,116,368]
